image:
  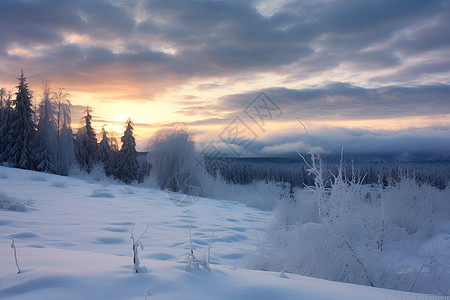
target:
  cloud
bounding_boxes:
[215,83,450,121]
[1,0,449,97]
[0,0,449,156]
[261,141,329,155]
[245,126,450,158]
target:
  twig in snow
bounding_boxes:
[177,219,214,272]
[145,288,152,299]
[131,225,150,273]
[9,237,21,274]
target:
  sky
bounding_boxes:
[0,0,449,159]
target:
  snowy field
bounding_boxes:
[0,166,446,299]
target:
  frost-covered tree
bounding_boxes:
[53,88,74,175]
[7,71,35,169]
[74,108,97,172]
[0,90,14,163]
[58,125,75,176]
[114,119,139,183]
[147,127,197,190]
[97,126,117,177]
[34,80,58,173]
[53,88,70,141]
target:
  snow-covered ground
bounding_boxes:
[0,166,445,299]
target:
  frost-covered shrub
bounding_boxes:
[177,220,213,272]
[432,185,450,219]
[247,152,450,295]
[0,192,27,211]
[383,178,434,240]
[265,222,377,286]
[273,188,318,226]
[147,128,198,190]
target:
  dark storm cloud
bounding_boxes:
[0,0,135,51]
[1,0,449,87]
[213,83,450,121]
[0,0,80,52]
[139,0,315,71]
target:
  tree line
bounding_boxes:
[0,71,149,183]
[205,157,450,190]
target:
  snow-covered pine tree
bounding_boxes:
[7,71,36,169]
[137,153,151,183]
[74,108,97,173]
[34,80,58,173]
[114,119,139,183]
[0,89,14,163]
[97,126,117,177]
[0,88,4,109]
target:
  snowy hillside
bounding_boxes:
[0,166,445,299]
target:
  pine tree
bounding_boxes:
[114,119,139,183]
[7,71,35,169]
[0,88,4,109]
[97,126,117,177]
[74,108,97,172]
[0,90,14,163]
[34,80,58,173]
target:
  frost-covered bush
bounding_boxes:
[383,177,434,241]
[147,128,198,191]
[432,185,450,219]
[273,187,318,225]
[177,220,213,272]
[0,192,27,211]
[247,153,450,295]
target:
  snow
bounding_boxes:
[0,166,444,299]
